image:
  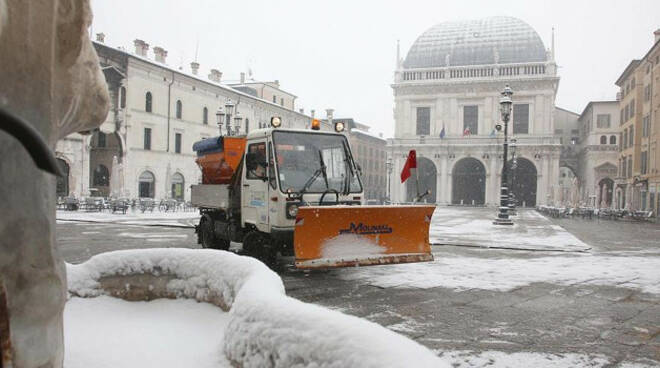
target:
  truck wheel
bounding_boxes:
[242,231,277,268]
[200,218,230,250]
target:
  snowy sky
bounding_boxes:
[90,0,660,138]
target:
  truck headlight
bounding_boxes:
[286,203,299,219]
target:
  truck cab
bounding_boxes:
[192,125,364,262]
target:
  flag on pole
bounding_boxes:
[439,126,446,139]
[400,149,417,183]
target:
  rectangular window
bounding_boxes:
[621,159,627,178]
[643,115,650,137]
[645,85,651,101]
[175,133,182,154]
[624,105,629,121]
[246,142,266,180]
[144,128,151,150]
[628,156,632,178]
[596,114,611,129]
[463,105,478,135]
[554,129,563,134]
[641,151,648,175]
[280,98,284,106]
[629,126,634,146]
[513,104,529,134]
[272,95,277,103]
[415,107,430,136]
[620,109,624,125]
[630,99,635,115]
[623,130,628,149]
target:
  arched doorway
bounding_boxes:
[509,157,537,207]
[56,158,70,197]
[89,130,123,197]
[405,157,437,203]
[452,157,486,205]
[171,173,184,201]
[597,178,614,208]
[139,171,155,198]
[92,164,110,196]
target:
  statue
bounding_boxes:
[0,0,110,366]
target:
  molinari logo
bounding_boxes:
[339,222,393,235]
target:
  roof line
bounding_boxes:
[93,41,311,119]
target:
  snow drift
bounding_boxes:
[67,249,445,367]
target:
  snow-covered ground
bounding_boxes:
[436,350,657,368]
[338,254,660,294]
[430,207,590,251]
[64,296,231,368]
[56,209,200,227]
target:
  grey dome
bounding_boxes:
[404,16,547,68]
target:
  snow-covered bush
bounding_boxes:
[68,249,445,367]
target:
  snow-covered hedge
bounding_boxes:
[68,249,445,367]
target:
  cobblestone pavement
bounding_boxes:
[57,209,660,365]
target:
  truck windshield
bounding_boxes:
[272,131,362,194]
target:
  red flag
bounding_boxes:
[400,150,417,183]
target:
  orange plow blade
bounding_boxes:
[293,205,435,269]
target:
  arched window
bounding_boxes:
[171,173,184,200]
[120,86,126,108]
[610,135,616,145]
[145,92,152,112]
[96,131,106,147]
[600,135,607,144]
[138,171,155,198]
[176,100,182,119]
[93,164,110,186]
[203,107,208,124]
[56,158,69,197]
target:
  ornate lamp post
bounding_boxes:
[224,99,235,136]
[234,111,243,135]
[386,157,393,203]
[215,107,225,136]
[493,85,514,225]
[508,138,517,216]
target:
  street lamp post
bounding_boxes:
[508,138,517,216]
[224,99,235,136]
[386,157,393,203]
[234,111,243,135]
[216,107,225,136]
[494,85,514,225]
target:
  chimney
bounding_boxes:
[311,109,315,118]
[153,46,167,63]
[274,79,280,87]
[96,32,105,43]
[208,69,222,83]
[655,29,660,43]
[133,39,149,57]
[190,61,200,75]
[299,108,304,114]
[240,72,245,83]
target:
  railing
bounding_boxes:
[388,135,560,146]
[399,61,551,82]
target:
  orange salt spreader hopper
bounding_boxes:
[293,205,435,269]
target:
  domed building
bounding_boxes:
[389,16,561,207]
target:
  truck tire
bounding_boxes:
[242,230,277,268]
[200,217,230,250]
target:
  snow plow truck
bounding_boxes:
[191,117,435,269]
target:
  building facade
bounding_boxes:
[576,101,620,207]
[615,30,660,212]
[341,119,388,202]
[55,37,325,202]
[389,16,560,207]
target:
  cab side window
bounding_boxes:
[268,142,277,189]
[246,142,267,180]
